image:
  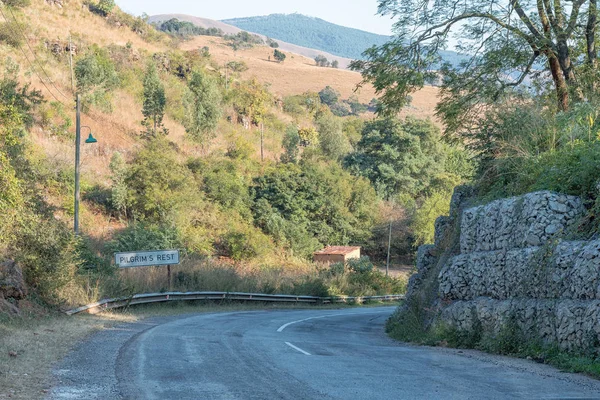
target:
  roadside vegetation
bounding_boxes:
[0,0,438,318]
[353,0,600,379]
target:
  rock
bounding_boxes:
[0,260,26,300]
[545,224,559,235]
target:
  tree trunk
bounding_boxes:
[548,52,569,111]
[586,0,598,94]
[587,0,598,68]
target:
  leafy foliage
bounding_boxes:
[141,62,167,137]
[183,70,222,145]
[94,0,115,16]
[318,86,339,106]
[281,125,301,164]
[225,31,264,51]
[252,163,379,257]
[75,46,119,111]
[315,111,352,160]
[158,18,224,38]
[273,49,286,62]
[231,78,271,126]
[344,117,446,199]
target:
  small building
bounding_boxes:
[313,246,361,264]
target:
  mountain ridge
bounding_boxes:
[222,13,390,60]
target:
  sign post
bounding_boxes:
[115,250,180,290]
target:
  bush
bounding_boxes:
[90,0,116,17]
[347,256,374,273]
[227,60,248,73]
[3,0,30,8]
[75,46,119,111]
[15,217,81,304]
[0,22,23,48]
[109,222,182,253]
[220,229,271,261]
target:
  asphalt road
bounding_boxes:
[51,306,600,399]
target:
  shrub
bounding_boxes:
[75,46,119,111]
[90,0,116,17]
[109,222,182,253]
[281,125,301,163]
[3,0,31,7]
[318,86,339,106]
[15,217,81,304]
[347,256,374,273]
[0,22,23,48]
[227,60,248,73]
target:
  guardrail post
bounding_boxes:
[167,265,171,291]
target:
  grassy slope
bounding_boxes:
[15,1,439,183]
[181,35,440,121]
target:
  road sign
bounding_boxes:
[115,250,180,268]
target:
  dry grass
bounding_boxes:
[0,309,135,400]
[181,36,441,123]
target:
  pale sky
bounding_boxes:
[115,0,395,36]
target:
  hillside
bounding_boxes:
[149,14,356,69]
[223,13,389,60]
[178,35,439,121]
[0,0,458,326]
[223,13,467,66]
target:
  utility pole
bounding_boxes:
[68,33,75,92]
[386,219,392,277]
[260,122,264,162]
[224,61,228,91]
[74,93,81,235]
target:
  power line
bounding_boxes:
[0,7,65,105]
[6,5,70,101]
[83,110,139,146]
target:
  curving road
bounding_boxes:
[51,307,600,399]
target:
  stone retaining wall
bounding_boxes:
[412,190,600,351]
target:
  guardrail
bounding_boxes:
[65,291,405,316]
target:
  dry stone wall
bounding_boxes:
[415,190,600,351]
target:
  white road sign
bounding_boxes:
[115,250,180,268]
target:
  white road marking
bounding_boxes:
[276,310,391,332]
[285,342,311,356]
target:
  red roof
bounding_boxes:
[314,246,361,256]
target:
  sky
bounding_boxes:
[115,0,396,36]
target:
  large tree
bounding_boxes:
[351,0,600,130]
[141,62,167,137]
[184,70,222,146]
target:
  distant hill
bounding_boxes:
[223,13,466,66]
[149,14,356,68]
[222,13,388,60]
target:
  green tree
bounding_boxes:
[75,46,118,111]
[281,125,301,163]
[126,137,193,220]
[318,86,339,106]
[298,127,319,147]
[141,62,167,137]
[273,49,286,62]
[344,117,447,199]
[315,112,352,160]
[252,163,378,257]
[351,0,600,129]
[231,78,271,127]
[331,60,339,69]
[184,70,222,146]
[95,0,115,16]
